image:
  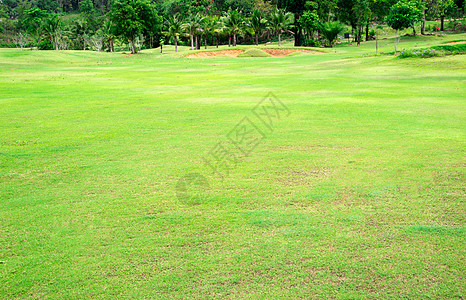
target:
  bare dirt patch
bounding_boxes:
[444,41,466,45]
[261,48,322,56]
[186,50,244,58]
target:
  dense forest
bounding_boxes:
[1,0,464,53]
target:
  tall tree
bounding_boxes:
[22,7,48,49]
[268,8,294,47]
[221,9,243,47]
[165,13,183,52]
[277,0,305,46]
[353,0,371,46]
[109,0,162,54]
[248,9,267,46]
[72,19,89,50]
[298,10,319,40]
[386,0,423,53]
[182,13,201,50]
[199,15,210,49]
[101,20,116,52]
[42,14,61,50]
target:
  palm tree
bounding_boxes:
[43,14,61,50]
[248,9,267,46]
[209,15,222,48]
[221,9,243,47]
[268,8,294,47]
[319,21,344,47]
[101,20,116,52]
[165,13,183,52]
[182,13,201,50]
[73,19,89,50]
[199,15,210,49]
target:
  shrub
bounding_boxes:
[398,44,466,59]
[38,39,53,50]
[319,21,344,47]
[302,39,321,47]
[237,49,271,57]
[398,48,443,58]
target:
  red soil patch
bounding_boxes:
[444,41,466,45]
[261,48,322,56]
[186,50,244,58]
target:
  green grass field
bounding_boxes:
[1,33,465,298]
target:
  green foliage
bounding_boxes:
[386,0,423,31]
[398,48,443,58]
[237,48,271,57]
[164,13,183,51]
[298,10,319,31]
[22,8,48,32]
[398,43,466,58]
[80,0,94,15]
[302,38,321,47]
[221,9,244,46]
[36,0,59,12]
[248,9,267,45]
[37,37,53,49]
[268,8,294,46]
[319,21,344,47]
[182,13,202,50]
[109,0,162,53]
[42,14,61,50]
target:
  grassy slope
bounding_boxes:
[0,33,465,298]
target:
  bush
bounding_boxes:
[302,39,321,47]
[237,49,271,57]
[319,21,344,47]
[0,42,16,48]
[398,44,466,59]
[38,39,53,50]
[398,48,443,58]
[446,19,466,32]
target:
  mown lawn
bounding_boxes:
[0,33,465,298]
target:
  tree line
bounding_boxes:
[1,0,464,53]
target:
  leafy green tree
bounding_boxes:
[109,0,162,53]
[298,10,319,40]
[277,0,305,45]
[22,8,48,49]
[353,0,371,46]
[80,0,94,15]
[36,0,59,13]
[164,13,183,52]
[248,9,267,46]
[319,21,344,47]
[386,0,423,53]
[221,9,244,47]
[429,0,457,30]
[268,8,294,47]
